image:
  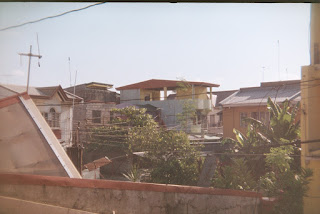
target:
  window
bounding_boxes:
[240,112,248,127]
[48,108,60,128]
[92,110,101,124]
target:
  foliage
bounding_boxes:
[141,130,200,185]
[122,164,141,182]
[90,106,201,185]
[177,99,197,132]
[89,107,158,153]
[175,78,198,132]
[214,98,312,214]
[212,158,257,190]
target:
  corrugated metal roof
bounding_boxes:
[211,90,238,106]
[220,82,300,107]
[116,79,219,91]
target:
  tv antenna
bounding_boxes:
[18,34,42,94]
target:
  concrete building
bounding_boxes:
[0,84,82,149]
[301,4,320,213]
[206,90,237,135]
[116,79,219,133]
[64,82,118,144]
[220,80,300,139]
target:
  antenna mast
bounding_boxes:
[18,45,42,94]
[69,57,71,87]
[277,40,280,81]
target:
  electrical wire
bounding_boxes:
[0,2,106,32]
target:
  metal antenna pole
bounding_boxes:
[26,45,32,94]
[18,45,42,94]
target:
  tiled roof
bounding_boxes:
[0,84,82,102]
[220,80,300,107]
[1,84,44,96]
[116,79,219,91]
[37,86,60,97]
[65,82,113,91]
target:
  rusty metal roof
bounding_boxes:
[84,157,112,171]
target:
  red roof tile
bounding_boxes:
[116,79,219,91]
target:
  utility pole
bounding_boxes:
[18,45,42,94]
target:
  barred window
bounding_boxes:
[48,108,60,128]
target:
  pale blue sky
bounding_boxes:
[0,3,310,91]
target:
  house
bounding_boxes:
[220,80,300,138]
[116,79,220,133]
[64,82,119,144]
[0,92,81,178]
[0,84,83,149]
[206,90,237,135]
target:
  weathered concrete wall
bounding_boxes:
[65,84,117,103]
[120,89,140,105]
[0,173,261,214]
[73,102,116,144]
[0,195,96,214]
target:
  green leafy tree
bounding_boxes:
[90,106,201,185]
[175,78,198,132]
[213,158,257,190]
[86,107,158,177]
[177,99,197,132]
[132,129,200,185]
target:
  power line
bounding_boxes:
[0,2,106,32]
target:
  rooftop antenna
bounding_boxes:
[36,33,41,67]
[68,57,71,87]
[71,70,78,146]
[277,40,280,81]
[18,44,42,94]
